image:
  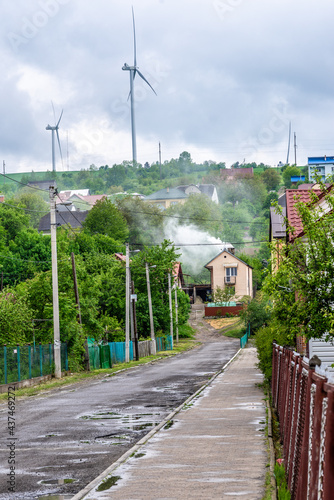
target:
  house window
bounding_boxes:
[226,267,237,282]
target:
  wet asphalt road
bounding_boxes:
[0,338,239,499]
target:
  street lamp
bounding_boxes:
[145,263,157,355]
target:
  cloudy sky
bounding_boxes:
[1,0,333,174]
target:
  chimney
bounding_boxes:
[167,187,169,193]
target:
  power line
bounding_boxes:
[0,173,49,192]
[0,201,49,214]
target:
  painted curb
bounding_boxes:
[70,348,242,500]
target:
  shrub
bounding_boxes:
[255,325,292,382]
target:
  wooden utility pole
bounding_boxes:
[49,186,61,379]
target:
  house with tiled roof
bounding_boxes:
[205,248,253,299]
[269,184,334,366]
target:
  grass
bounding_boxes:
[0,339,200,403]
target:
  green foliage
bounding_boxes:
[282,165,303,188]
[274,463,291,500]
[83,197,129,242]
[261,168,281,191]
[241,293,271,334]
[0,290,33,345]
[177,324,195,338]
[13,191,49,228]
[212,285,236,304]
[255,325,293,381]
[116,196,164,245]
[264,186,334,342]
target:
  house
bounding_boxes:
[220,167,254,180]
[308,156,334,182]
[204,248,253,299]
[144,184,219,209]
[38,208,88,234]
[144,187,188,209]
[175,184,219,204]
[269,185,334,368]
[66,194,106,211]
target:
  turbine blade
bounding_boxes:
[56,109,63,128]
[136,70,157,95]
[132,6,137,67]
[51,101,56,125]
[56,129,64,168]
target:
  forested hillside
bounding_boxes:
[0,153,308,369]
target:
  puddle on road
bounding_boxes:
[38,496,73,500]
[39,479,77,485]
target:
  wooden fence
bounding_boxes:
[272,343,334,500]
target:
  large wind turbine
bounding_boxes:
[122,7,156,164]
[46,105,63,173]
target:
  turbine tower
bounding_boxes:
[46,105,63,173]
[122,7,156,164]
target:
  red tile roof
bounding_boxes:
[286,189,321,241]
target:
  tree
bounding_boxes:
[83,197,129,242]
[264,187,334,342]
[116,196,164,245]
[13,191,49,228]
[261,168,281,191]
[282,165,303,188]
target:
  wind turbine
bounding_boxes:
[122,7,156,164]
[46,104,63,173]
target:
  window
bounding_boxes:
[226,267,237,282]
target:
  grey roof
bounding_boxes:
[145,187,188,201]
[197,184,215,197]
[270,205,286,239]
[204,249,253,269]
[38,210,88,232]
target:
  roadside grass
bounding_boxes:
[0,338,200,403]
[204,316,246,339]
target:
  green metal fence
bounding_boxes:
[0,343,68,385]
[88,335,173,371]
[240,323,251,348]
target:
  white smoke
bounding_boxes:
[163,220,233,275]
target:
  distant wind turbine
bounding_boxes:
[46,103,63,173]
[122,7,157,164]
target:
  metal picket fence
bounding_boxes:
[0,343,68,385]
[88,336,173,371]
[272,343,334,500]
[240,323,251,348]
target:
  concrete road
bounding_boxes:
[0,337,239,499]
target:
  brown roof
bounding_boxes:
[286,189,322,242]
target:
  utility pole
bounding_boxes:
[2,160,5,185]
[174,286,179,343]
[125,243,130,362]
[159,142,162,181]
[145,263,156,355]
[168,273,173,349]
[49,186,61,379]
[131,281,139,361]
[294,132,297,166]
